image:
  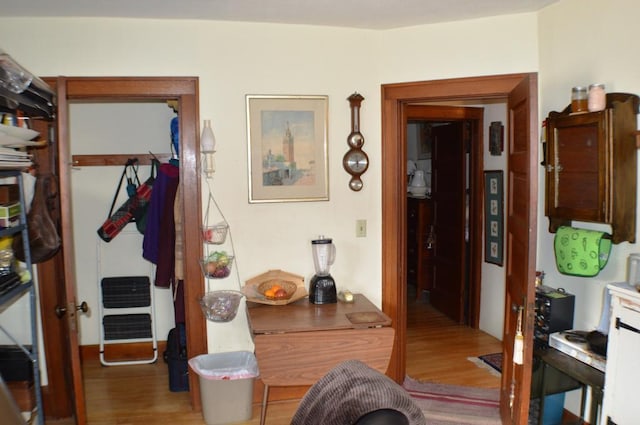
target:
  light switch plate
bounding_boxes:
[356,219,367,237]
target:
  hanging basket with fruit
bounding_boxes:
[200,250,234,279]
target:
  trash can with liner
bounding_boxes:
[189,351,259,425]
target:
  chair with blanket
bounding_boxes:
[291,359,426,425]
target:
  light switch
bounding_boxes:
[356,219,367,237]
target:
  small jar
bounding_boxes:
[571,86,588,113]
[588,83,606,112]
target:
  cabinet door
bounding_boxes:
[602,296,640,425]
[406,198,419,285]
[546,111,611,223]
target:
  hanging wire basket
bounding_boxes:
[202,222,229,245]
[200,251,234,278]
[199,290,243,322]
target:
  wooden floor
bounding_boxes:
[76,295,502,425]
[406,294,502,389]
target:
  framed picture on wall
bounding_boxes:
[489,121,504,156]
[484,170,504,266]
[246,95,329,203]
[417,121,432,159]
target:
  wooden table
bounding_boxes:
[535,348,605,425]
[248,294,395,425]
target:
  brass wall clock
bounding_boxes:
[343,92,369,191]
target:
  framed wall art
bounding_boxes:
[489,121,504,156]
[484,170,504,266]
[246,95,329,203]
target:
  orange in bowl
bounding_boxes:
[259,280,297,300]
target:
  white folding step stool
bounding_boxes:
[97,230,158,366]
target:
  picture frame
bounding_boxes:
[489,121,504,156]
[246,95,329,203]
[416,121,432,160]
[484,170,504,266]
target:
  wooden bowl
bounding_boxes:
[258,280,298,300]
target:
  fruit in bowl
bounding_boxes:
[202,251,233,278]
[202,223,228,244]
[258,280,298,300]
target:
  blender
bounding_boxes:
[309,236,337,304]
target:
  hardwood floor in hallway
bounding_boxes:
[406,294,502,389]
[76,295,502,424]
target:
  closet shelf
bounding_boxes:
[72,153,172,167]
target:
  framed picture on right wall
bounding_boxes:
[484,170,504,266]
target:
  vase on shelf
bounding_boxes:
[409,170,428,197]
[201,119,216,177]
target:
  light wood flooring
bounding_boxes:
[76,295,502,424]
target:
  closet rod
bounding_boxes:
[72,153,172,167]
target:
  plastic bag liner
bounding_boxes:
[188,351,259,381]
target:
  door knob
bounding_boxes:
[55,301,88,318]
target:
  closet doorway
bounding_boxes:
[35,77,205,424]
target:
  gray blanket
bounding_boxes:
[290,360,426,425]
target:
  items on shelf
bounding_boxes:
[0,170,44,425]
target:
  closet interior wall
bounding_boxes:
[68,102,177,347]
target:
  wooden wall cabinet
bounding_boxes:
[545,93,639,244]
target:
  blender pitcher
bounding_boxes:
[310,236,337,304]
[312,236,335,275]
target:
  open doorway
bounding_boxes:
[405,105,483,325]
[404,104,509,387]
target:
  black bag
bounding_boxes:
[132,159,158,235]
[97,159,156,242]
[12,173,61,263]
[163,323,189,392]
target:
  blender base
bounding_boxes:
[309,275,337,304]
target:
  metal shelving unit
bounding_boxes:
[0,170,43,425]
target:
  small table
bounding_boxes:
[535,348,605,425]
[248,294,395,425]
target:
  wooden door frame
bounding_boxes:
[39,77,206,420]
[381,73,537,384]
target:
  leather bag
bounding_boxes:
[12,174,61,264]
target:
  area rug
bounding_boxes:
[404,376,501,425]
[468,352,502,376]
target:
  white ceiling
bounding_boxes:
[2,0,558,30]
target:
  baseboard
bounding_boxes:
[80,341,166,363]
[7,381,34,411]
[562,409,585,424]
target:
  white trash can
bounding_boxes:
[189,351,259,425]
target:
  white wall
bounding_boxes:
[480,103,508,339]
[377,13,539,83]
[537,0,640,416]
[538,0,640,329]
[0,13,539,353]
